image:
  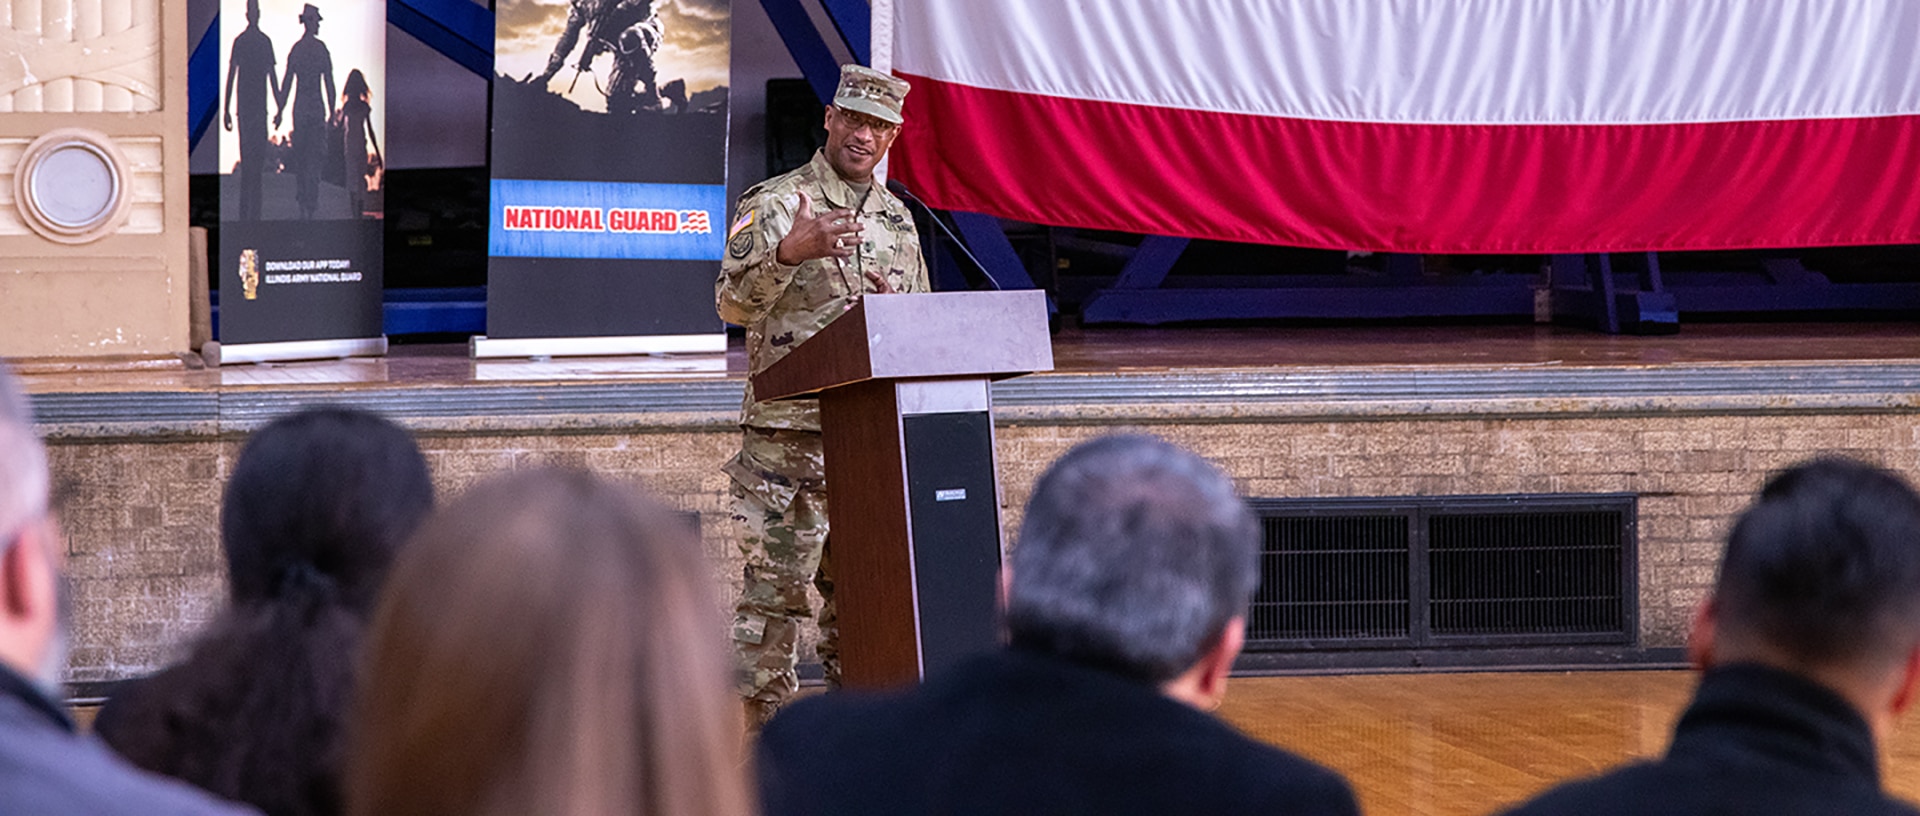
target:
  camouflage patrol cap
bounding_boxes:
[833,65,911,125]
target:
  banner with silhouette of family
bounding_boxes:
[217,0,385,350]
[484,0,732,347]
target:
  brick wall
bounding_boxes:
[51,439,235,683]
[44,410,1920,683]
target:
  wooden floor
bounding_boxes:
[1220,670,1920,815]
[74,669,1920,813]
[15,321,1920,395]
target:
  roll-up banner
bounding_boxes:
[210,0,386,365]
[479,0,732,358]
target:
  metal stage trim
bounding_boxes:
[28,359,1920,439]
[202,337,389,366]
[991,361,1920,404]
[470,334,728,359]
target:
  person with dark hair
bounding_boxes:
[94,407,434,816]
[0,364,253,815]
[756,435,1359,815]
[719,63,928,729]
[1501,457,1920,816]
[346,469,752,816]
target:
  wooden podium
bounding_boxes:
[753,290,1054,688]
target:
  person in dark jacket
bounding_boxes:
[1502,457,1920,816]
[756,434,1360,816]
[94,407,435,816]
[0,365,254,816]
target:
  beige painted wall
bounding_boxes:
[0,0,190,357]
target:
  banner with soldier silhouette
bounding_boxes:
[213,0,386,362]
[480,0,731,355]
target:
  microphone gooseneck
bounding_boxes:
[887,179,1005,291]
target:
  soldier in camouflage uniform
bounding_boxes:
[716,65,928,727]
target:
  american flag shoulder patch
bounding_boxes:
[727,211,755,240]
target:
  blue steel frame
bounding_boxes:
[815,0,871,66]
[1548,253,1677,335]
[1550,252,1920,333]
[188,24,221,148]
[390,0,494,78]
[758,0,842,105]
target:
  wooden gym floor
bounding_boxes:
[73,669,1920,813]
[1219,670,1920,815]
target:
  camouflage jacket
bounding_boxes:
[717,150,930,431]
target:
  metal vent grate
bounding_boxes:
[1429,511,1627,637]
[1253,515,1410,643]
[1244,495,1635,652]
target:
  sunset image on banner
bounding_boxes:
[217,0,386,222]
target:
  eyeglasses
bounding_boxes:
[833,108,900,136]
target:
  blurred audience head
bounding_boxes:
[0,363,61,694]
[1006,434,1258,706]
[1696,457,1920,731]
[223,407,436,610]
[348,468,750,816]
[0,365,29,425]
[93,406,434,816]
[0,366,46,555]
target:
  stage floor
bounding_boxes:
[15,321,1920,396]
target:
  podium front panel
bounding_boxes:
[902,407,1003,677]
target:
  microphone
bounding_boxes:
[887,179,1004,291]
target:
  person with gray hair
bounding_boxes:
[756,434,1359,815]
[0,364,253,815]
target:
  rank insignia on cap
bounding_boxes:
[832,64,911,125]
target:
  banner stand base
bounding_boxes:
[470,333,727,359]
[203,337,389,366]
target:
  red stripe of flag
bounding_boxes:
[891,74,1920,253]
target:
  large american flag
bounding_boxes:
[887,0,1920,253]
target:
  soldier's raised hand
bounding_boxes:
[775,191,863,266]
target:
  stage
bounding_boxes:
[18,321,1920,688]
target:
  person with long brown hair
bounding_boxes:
[347,468,752,816]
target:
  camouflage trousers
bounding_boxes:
[724,427,838,709]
